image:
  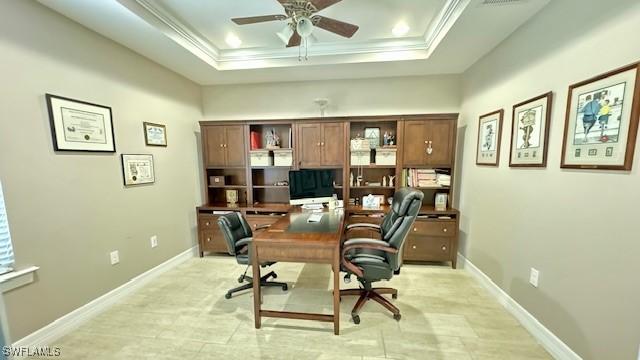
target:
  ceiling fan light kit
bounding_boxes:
[231,0,359,60]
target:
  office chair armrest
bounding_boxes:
[345,223,382,233]
[341,239,399,278]
[235,237,253,254]
[255,224,271,231]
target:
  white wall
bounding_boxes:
[0,1,202,340]
[458,1,640,359]
[202,74,461,119]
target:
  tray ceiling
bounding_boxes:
[38,0,550,84]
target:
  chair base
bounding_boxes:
[225,270,288,299]
[339,287,400,324]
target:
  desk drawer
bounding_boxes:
[411,220,456,237]
[200,229,228,253]
[198,215,220,230]
[403,236,451,261]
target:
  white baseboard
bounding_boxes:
[457,253,582,360]
[13,246,197,348]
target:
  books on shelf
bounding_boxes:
[402,169,450,188]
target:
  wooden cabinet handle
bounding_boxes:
[321,142,325,146]
[413,227,417,232]
[207,237,211,242]
[317,142,321,146]
[220,144,223,148]
[412,245,417,249]
[426,140,433,155]
[443,228,447,233]
[205,221,210,226]
[442,245,447,251]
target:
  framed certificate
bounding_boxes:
[143,122,167,147]
[46,94,115,152]
[121,154,155,186]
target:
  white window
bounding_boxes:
[0,181,15,275]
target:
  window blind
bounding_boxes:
[0,181,15,275]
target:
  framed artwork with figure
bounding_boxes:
[476,109,504,166]
[561,62,640,170]
[509,92,553,167]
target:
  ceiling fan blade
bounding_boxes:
[287,30,301,47]
[232,15,287,25]
[311,16,358,38]
[309,0,342,11]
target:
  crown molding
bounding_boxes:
[117,0,470,70]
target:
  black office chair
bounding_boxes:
[217,212,288,299]
[340,187,424,324]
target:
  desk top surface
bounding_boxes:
[253,208,345,246]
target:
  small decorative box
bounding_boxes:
[376,147,397,166]
[250,150,273,167]
[351,150,370,166]
[209,176,225,187]
[273,149,293,167]
[350,138,370,151]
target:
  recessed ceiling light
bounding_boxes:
[225,33,242,48]
[392,22,410,37]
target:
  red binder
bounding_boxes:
[250,131,261,149]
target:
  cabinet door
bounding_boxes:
[402,121,428,166]
[203,126,226,167]
[224,125,246,167]
[298,123,322,167]
[425,120,455,166]
[321,122,345,166]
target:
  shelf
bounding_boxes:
[346,204,459,216]
[251,166,292,170]
[350,186,395,190]
[208,185,247,189]
[349,165,396,169]
[198,203,291,213]
[414,186,450,190]
[206,166,246,170]
[253,185,289,189]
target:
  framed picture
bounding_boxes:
[46,94,115,152]
[509,92,553,167]
[143,122,167,147]
[362,194,382,209]
[434,193,448,211]
[364,127,381,149]
[121,154,155,186]
[476,110,504,166]
[561,63,640,170]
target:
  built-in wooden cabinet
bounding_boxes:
[204,125,246,167]
[402,119,455,167]
[297,122,345,168]
[197,115,460,267]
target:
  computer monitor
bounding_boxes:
[288,169,334,205]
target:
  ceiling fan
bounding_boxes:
[231,0,359,48]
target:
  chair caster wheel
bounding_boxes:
[225,293,232,299]
[352,315,360,325]
[392,293,398,299]
[272,273,277,279]
[282,284,288,291]
[237,276,244,283]
[393,313,401,321]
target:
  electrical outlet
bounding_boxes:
[150,235,158,248]
[110,250,120,265]
[529,268,540,287]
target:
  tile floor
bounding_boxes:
[43,256,552,359]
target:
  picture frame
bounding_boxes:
[561,62,640,170]
[434,193,448,211]
[46,94,115,152]
[121,154,155,186]
[509,92,553,167]
[476,109,504,166]
[362,194,382,209]
[143,122,167,147]
[364,127,381,149]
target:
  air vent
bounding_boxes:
[481,0,527,5]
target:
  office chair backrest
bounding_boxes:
[380,188,424,270]
[217,212,253,256]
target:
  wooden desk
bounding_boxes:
[251,209,345,335]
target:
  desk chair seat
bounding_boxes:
[218,212,288,299]
[341,188,424,324]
